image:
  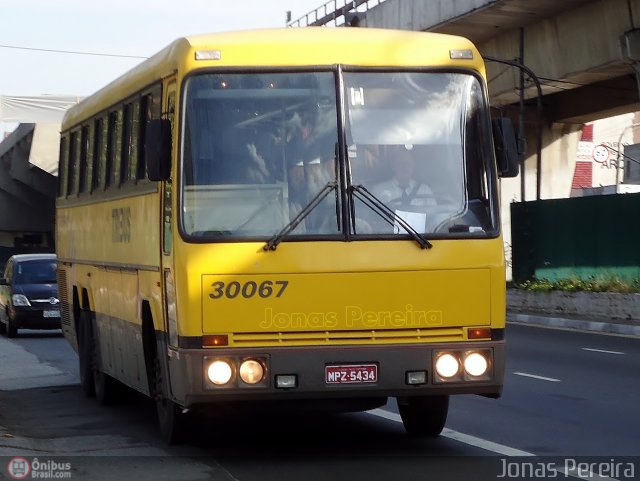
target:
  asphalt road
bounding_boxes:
[0,324,638,480]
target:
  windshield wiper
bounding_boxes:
[264,181,338,251]
[350,184,432,249]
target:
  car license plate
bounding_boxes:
[43,310,60,318]
[325,364,378,384]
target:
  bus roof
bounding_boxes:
[62,27,484,130]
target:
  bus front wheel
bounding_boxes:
[153,357,189,444]
[397,395,449,437]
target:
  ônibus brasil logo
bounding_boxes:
[6,457,72,479]
[7,457,31,480]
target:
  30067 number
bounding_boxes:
[209,280,289,300]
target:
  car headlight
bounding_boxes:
[12,294,30,307]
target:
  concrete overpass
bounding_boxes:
[361,0,640,125]
[0,123,58,266]
[291,0,640,199]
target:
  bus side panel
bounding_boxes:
[58,188,162,395]
[491,265,507,329]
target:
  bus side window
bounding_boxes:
[68,131,79,196]
[93,117,104,191]
[79,124,91,194]
[106,111,117,189]
[122,102,134,184]
[58,136,69,198]
[114,108,124,186]
[99,117,109,191]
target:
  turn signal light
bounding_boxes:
[468,328,491,340]
[203,335,229,347]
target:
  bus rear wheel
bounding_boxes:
[77,310,95,397]
[94,369,122,406]
[397,395,449,437]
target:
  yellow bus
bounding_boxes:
[56,27,518,444]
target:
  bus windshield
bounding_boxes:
[181,70,497,240]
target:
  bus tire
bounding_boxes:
[94,369,121,406]
[153,356,188,444]
[397,395,449,437]
[77,310,96,398]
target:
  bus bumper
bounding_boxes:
[166,340,504,406]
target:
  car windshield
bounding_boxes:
[15,260,57,284]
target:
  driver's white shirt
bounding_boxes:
[371,178,436,207]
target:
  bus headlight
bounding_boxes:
[434,349,493,383]
[435,353,460,379]
[464,352,489,377]
[207,360,233,385]
[239,359,265,385]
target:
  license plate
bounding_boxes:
[325,364,378,384]
[43,310,60,318]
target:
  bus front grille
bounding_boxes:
[230,328,465,347]
[57,269,71,328]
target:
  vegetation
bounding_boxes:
[511,276,640,294]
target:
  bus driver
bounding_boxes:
[371,146,436,209]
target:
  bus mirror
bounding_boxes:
[146,119,172,181]
[492,117,519,178]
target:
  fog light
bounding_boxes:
[239,359,265,384]
[464,352,489,377]
[435,353,460,379]
[406,371,427,385]
[207,360,233,385]
[275,374,297,389]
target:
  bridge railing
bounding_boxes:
[287,0,384,27]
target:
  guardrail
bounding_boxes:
[287,0,384,27]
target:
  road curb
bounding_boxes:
[507,313,640,337]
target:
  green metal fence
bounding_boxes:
[510,193,640,283]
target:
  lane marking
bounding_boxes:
[513,371,561,382]
[581,347,625,355]
[368,408,535,457]
[369,409,622,480]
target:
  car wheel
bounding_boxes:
[6,313,17,338]
[0,312,6,335]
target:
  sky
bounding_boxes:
[0,0,329,97]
